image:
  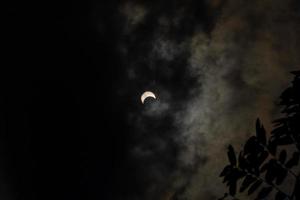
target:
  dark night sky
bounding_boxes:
[3,0,300,200]
[4,1,122,199]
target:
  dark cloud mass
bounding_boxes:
[93,0,300,199]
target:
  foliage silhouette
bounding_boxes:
[219,71,300,200]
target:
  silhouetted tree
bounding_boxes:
[220,71,300,200]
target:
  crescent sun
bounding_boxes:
[141,91,156,104]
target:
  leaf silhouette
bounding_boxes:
[248,180,263,195]
[271,124,287,136]
[260,162,269,173]
[244,136,263,155]
[270,132,293,145]
[285,152,300,169]
[257,151,268,167]
[223,168,245,185]
[272,117,287,126]
[265,159,277,184]
[267,139,277,156]
[239,175,256,192]
[256,186,273,199]
[238,152,247,169]
[229,180,237,196]
[275,191,287,200]
[227,145,236,166]
[219,71,300,200]
[275,168,287,185]
[256,118,267,145]
[220,165,232,177]
[279,150,287,164]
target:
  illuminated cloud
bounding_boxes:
[117,0,300,199]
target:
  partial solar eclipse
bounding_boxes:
[141,91,156,104]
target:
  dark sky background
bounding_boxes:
[3,0,300,200]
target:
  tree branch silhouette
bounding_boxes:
[219,70,300,200]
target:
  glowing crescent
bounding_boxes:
[141,91,156,104]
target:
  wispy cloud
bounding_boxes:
[117,0,300,199]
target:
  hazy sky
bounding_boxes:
[93,0,300,199]
[2,0,300,200]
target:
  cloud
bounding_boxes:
[120,2,148,34]
[117,0,300,199]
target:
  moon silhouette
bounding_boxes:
[141,91,156,104]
